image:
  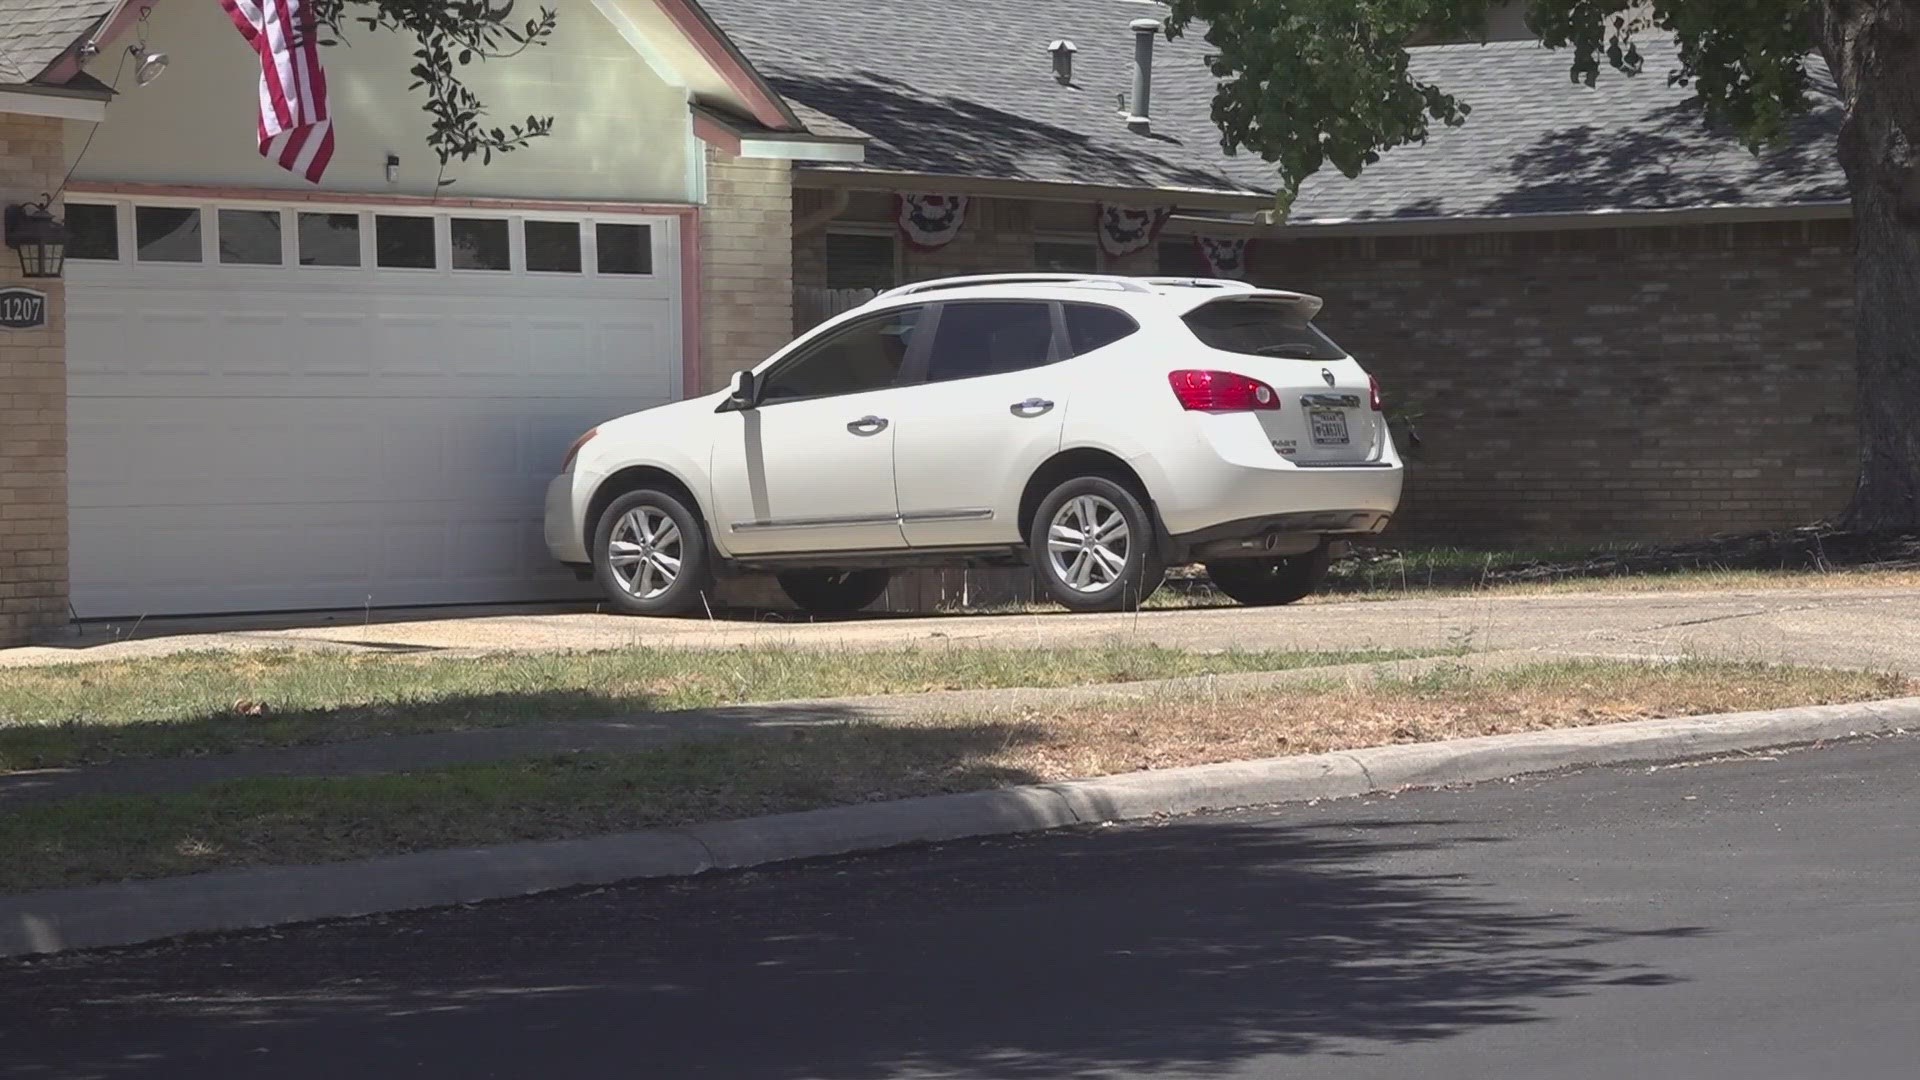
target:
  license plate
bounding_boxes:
[1310,409,1351,446]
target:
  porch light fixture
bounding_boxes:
[4,199,68,280]
[130,7,168,86]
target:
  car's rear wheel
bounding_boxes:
[592,488,714,616]
[1205,546,1331,607]
[1030,476,1165,612]
[776,569,892,615]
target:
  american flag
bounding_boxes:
[220,0,336,184]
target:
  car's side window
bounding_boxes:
[758,306,925,404]
[1064,303,1141,356]
[923,301,1058,384]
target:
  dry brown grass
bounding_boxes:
[6,660,1910,894]
[978,659,1916,779]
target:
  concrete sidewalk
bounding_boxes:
[7,586,1920,675]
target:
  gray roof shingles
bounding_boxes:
[696,0,1845,220]
[0,0,113,86]
[698,0,1270,197]
[1287,38,1846,223]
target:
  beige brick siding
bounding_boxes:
[700,148,793,395]
[0,113,70,644]
[1255,220,1858,541]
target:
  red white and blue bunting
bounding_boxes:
[1094,203,1173,258]
[895,194,970,251]
[1194,236,1253,279]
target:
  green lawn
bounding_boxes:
[6,658,1906,895]
[0,643,1432,771]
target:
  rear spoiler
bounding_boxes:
[1173,289,1325,321]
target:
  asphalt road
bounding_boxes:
[5,735,1917,1079]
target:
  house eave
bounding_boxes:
[1167,200,1854,238]
[0,82,110,122]
[794,166,1274,212]
[691,105,866,162]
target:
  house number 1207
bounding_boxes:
[0,289,48,330]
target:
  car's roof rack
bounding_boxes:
[1139,277,1263,293]
[874,273,1158,300]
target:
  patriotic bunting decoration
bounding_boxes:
[1194,236,1253,279]
[221,0,336,184]
[1094,203,1172,257]
[895,195,970,250]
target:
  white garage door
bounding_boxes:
[65,197,684,618]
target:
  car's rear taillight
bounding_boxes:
[1168,370,1281,412]
[562,428,598,471]
[1369,374,1383,412]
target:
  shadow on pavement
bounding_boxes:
[0,815,1701,1078]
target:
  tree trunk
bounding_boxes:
[1843,183,1920,528]
[1825,1,1920,529]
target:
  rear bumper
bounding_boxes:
[544,473,590,565]
[1140,454,1404,540]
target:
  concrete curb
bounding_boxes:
[5,696,1916,959]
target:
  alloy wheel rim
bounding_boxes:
[1046,494,1130,594]
[608,508,682,600]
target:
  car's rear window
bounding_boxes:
[1182,299,1346,360]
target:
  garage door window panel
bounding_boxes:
[299,213,362,267]
[219,209,285,266]
[136,207,203,263]
[525,221,582,274]
[65,203,121,262]
[376,214,438,270]
[451,217,511,272]
[759,307,926,405]
[596,223,653,276]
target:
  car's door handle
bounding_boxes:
[1009,398,1056,417]
[847,415,889,435]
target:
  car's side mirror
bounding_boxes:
[724,369,757,411]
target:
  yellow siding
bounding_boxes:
[71,0,692,202]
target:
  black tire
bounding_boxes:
[776,569,892,615]
[1205,545,1331,607]
[591,488,715,616]
[1029,475,1165,612]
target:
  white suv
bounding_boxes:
[546,274,1403,615]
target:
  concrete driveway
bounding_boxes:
[6,586,1917,674]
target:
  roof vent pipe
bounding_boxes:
[1049,40,1077,85]
[1127,17,1160,134]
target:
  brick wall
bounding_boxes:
[791,185,1856,548]
[1254,221,1857,541]
[0,113,70,645]
[700,148,794,394]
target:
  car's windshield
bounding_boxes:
[1183,299,1346,361]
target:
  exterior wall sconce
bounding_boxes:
[4,199,69,280]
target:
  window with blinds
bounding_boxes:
[1157,236,1209,276]
[825,231,900,290]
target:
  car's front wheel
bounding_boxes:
[1030,475,1165,612]
[1205,546,1331,607]
[776,569,891,615]
[592,488,714,616]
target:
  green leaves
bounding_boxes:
[1167,0,1494,219]
[1167,0,1824,216]
[309,0,560,172]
